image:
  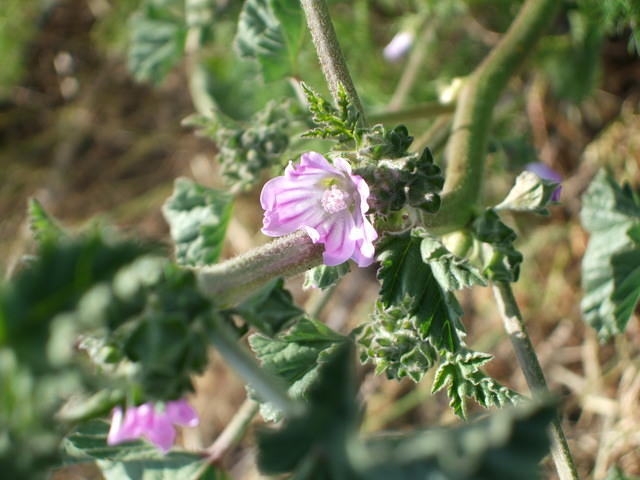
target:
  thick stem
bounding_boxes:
[492,282,579,480]
[300,0,366,123]
[423,0,560,233]
[197,231,323,307]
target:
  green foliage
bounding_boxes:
[432,349,520,419]
[606,466,640,480]
[256,342,358,478]
[229,278,303,335]
[301,83,361,145]
[303,262,350,290]
[581,169,640,339]
[128,0,188,84]
[185,100,296,191]
[234,0,304,81]
[162,177,233,267]
[358,124,414,161]
[249,317,347,421]
[495,170,561,215]
[578,0,640,54]
[64,420,227,480]
[28,198,67,245]
[471,209,523,283]
[354,401,554,480]
[359,229,465,382]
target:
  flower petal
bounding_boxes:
[144,412,176,454]
[321,212,356,266]
[166,399,199,427]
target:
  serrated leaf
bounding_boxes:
[303,262,350,290]
[249,317,346,421]
[431,349,520,419]
[231,278,303,335]
[256,342,358,478]
[377,230,464,353]
[301,83,359,144]
[581,170,640,339]
[28,198,66,244]
[64,420,227,480]
[128,0,187,84]
[353,400,554,480]
[495,171,560,215]
[234,0,303,81]
[162,178,233,267]
[419,231,486,291]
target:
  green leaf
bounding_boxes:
[420,231,486,291]
[353,400,554,480]
[231,278,304,335]
[581,169,640,339]
[256,342,358,478]
[162,178,233,267]
[495,171,560,215]
[28,198,66,244]
[301,83,360,145]
[471,209,523,283]
[64,420,228,480]
[431,349,520,419]
[234,0,303,81]
[249,317,346,421]
[303,263,350,290]
[128,0,187,84]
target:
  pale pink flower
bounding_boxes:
[525,162,562,202]
[384,31,414,61]
[261,152,377,267]
[107,398,199,453]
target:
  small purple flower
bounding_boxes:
[261,152,378,267]
[525,162,562,202]
[384,31,414,62]
[107,398,199,453]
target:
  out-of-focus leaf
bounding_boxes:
[495,171,560,215]
[581,169,640,339]
[234,0,303,81]
[304,263,350,290]
[249,317,346,421]
[353,400,554,480]
[162,177,233,267]
[231,278,303,335]
[256,342,358,478]
[128,0,187,84]
[28,198,67,245]
[64,420,228,480]
[431,349,520,419]
[605,466,640,480]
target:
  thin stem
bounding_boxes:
[300,0,366,124]
[492,281,579,480]
[368,102,455,125]
[197,231,323,308]
[205,318,300,418]
[206,398,259,462]
[411,114,453,155]
[307,283,339,319]
[423,0,560,233]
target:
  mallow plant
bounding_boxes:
[2,0,640,479]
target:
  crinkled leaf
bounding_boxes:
[231,278,303,335]
[128,0,187,84]
[249,317,346,421]
[303,263,350,290]
[64,420,227,480]
[581,169,640,339]
[353,400,554,480]
[256,342,358,478]
[234,0,303,81]
[28,198,66,244]
[420,231,486,291]
[431,349,520,419]
[495,171,560,215]
[163,177,233,267]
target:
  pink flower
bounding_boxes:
[525,162,562,202]
[383,31,414,62]
[107,398,199,453]
[261,152,378,267]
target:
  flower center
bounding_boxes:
[321,185,349,214]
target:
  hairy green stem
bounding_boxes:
[423,0,560,233]
[492,282,579,480]
[300,0,366,124]
[197,231,323,307]
[205,318,300,418]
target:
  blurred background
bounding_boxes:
[1,0,640,478]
